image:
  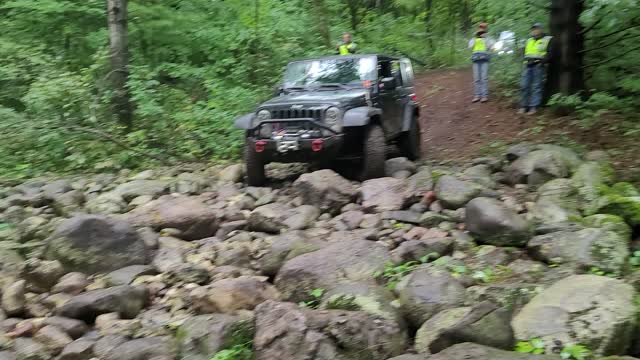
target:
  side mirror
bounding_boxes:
[273,85,283,96]
[379,77,397,91]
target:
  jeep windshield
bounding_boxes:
[283,56,377,89]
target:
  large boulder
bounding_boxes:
[190,277,281,314]
[254,300,407,360]
[44,215,148,274]
[506,145,581,186]
[247,203,290,234]
[395,266,466,328]
[112,180,170,202]
[572,161,615,214]
[178,314,254,360]
[258,231,327,277]
[407,167,434,196]
[361,178,411,212]
[125,195,219,240]
[527,228,629,274]
[414,302,514,354]
[466,198,531,247]
[293,170,358,214]
[56,285,147,321]
[274,240,390,303]
[429,343,560,360]
[512,275,636,356]
[434,176,482,210]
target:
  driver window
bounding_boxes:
[378,60,392,79]
[391,61,403,87]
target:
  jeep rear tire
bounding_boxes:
[399,116,421,161]
[360,124,386,181]
[245,142,266,186]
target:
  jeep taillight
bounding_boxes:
[312,139,323,152]
[410,94,417,102]
[255,141,267,153]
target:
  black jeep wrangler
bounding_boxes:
[234,54,421,186]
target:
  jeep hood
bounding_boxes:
[261,88,368,107]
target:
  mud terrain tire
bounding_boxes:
[360,124,386,181]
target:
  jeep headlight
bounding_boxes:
[256,110,271,123]
[254,110,272,137]
[325,107,342,132]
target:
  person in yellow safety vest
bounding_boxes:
[468,23,494,103]
[337,33,357,55]
[519,23,553,115]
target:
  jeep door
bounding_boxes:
[377,59,404,136]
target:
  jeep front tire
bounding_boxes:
[399,116,421,160]
[360,124,386,181]
[245,142,266,186]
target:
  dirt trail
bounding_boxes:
[416,68,530,162]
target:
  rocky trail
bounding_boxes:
[1,71,640,360]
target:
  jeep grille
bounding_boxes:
[270,109,323,121]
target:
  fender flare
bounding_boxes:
[234,113,255,130]
[401,103,420,132]
[343,107,383,127]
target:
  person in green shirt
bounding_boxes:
[337,33,357,55]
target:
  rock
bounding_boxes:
[419,212,452,228]
[0,352,16,360]
[41,317,88,339]
[429,343,559,360]
[57,339,95,360]
[219,164,244,183]
[465,197,531,247]
[20,259,65,293]
[395,266,466,328]
[407,167,434,196]
[152,247,185,273]
[164,263,209,285]
[387,356,426,360]
[191,277,280,314]
[178,314,254,360]
[512,275,636,356]
[1,280,25,317]
[112,180,169,201]
[41,180,72,200]
[435,176,482,210]
[386,158,417,177]
[51,273,88,295]
[106,265,156,286]
[506,145,581,186]
[247,203,288,233]
[33,325,73,355]
[361,178,411,212]
[414,302,514,354]
[463,165,495,188]
[100,336,177,360]
[391,238,453,264]
[258,232,327,277]
[85,192,127,215]
[13,338,51,360]
[93,335,128,359]
[572,161,614,214]
[172,172,207,194]
[528,228,629,273]
[282,205,321,230]
[383,211,421,225]
[275,240,390,303]
[56,285,147,321]
[583,214,631,238]
[44,215,148,274]
[95,313,141,337]
[126,195,219,240]
[293,170,358,214]
[254,300,407,360]
[333,210,365,230]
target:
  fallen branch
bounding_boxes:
[581,32,640,53]
[583,43,640,68]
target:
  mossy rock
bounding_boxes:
[583,214,632,239]
[593,183,640,226]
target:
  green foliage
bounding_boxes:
[629,251,640,267]
[515,338,546,354]
[210,343,253,360]
[299,288,325,309]
[374,253,439,290]
[560,344,592,360]
[549,92,637,131]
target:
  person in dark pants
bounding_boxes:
[519,23,553,115]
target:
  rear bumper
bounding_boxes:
[247,135,344,163]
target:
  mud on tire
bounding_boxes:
[245,142,266,186]
[360,124,386,181]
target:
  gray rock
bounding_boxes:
[33,325,73,355]
[283,205,321,230]
[387,356,426,360]
[293,170,358,214]
[258,231,327,277]
[164,263,210,285]
[178,314,254,360]
[106,265,156,286]
[51,273,88,295]
[57,339,95,360]
[56,285,147,321]
[386,158,417,177]
[465,197,531,247]
[0,351,16,360]
[1,280,25,316]
[395,266,466,328]
[419,212,453,228]
[254,300,407,360]
[512,275,636,356]
[112,180,169,201]
[85,192,127,215]
[247,203,288,233]
[361,178,411,212]
[219,164,244,183]
[415,302,514,354]
[408,167,434,195]
[463,165,495,188]
[100,336,177,360]
[391,238,453,264]
[20,259,65,293]
[44,215,148,274]
[528,228,629,273]
[435,176,482,210]
[190,277,281,314]
[93,335,128,359]
[383,210,422,225]
[14,338,51,360]
[125,195,219,240]
[506,145,581,186]
[429,343,559,360]
[41,317,88,339]
[333,210,365,230]
[41,180,73,200]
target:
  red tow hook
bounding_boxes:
[255,140,267,153]
[311,139,323,152]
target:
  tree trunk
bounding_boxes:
[347,0,359,30]
[424,0,434,49]
[546,0,585,100]
[312,0,331,47]
[107,0,133,130]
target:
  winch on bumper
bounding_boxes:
[248,118,343,162]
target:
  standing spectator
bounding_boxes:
[519,23,553,115]
[468,23,494,103]
[337,33,357,55]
